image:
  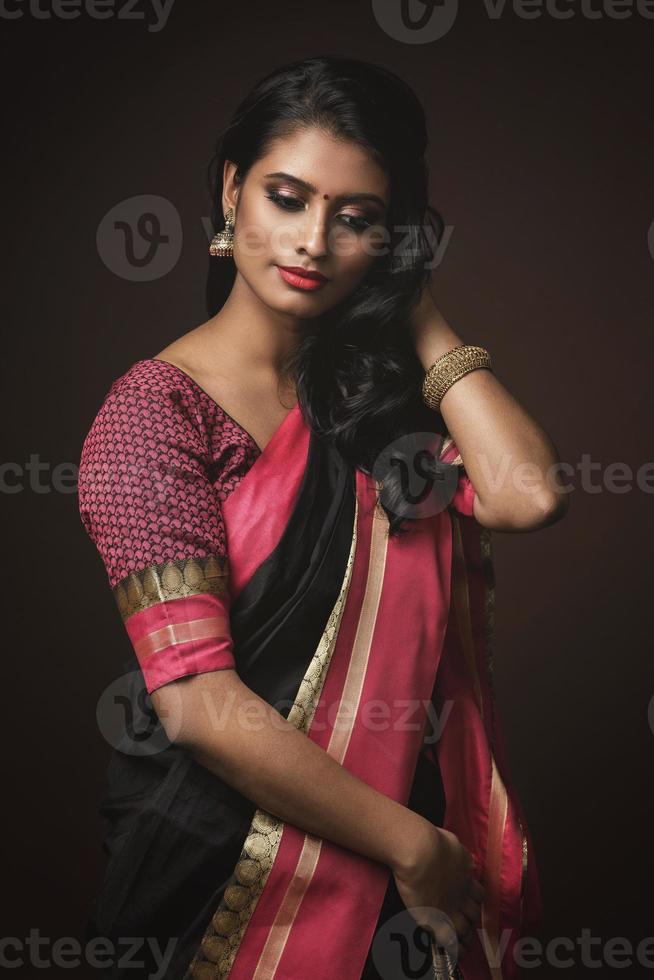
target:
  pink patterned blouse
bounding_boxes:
[77,357,262,692]
[78,357,475,695]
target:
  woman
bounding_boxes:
[78,56,564,980]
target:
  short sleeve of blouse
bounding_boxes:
[77,376,236,694]
[438,435,477,518]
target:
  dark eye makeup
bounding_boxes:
[265,189,377,233]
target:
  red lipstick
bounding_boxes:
[277,265,329,291]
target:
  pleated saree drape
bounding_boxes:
[87,399,541,980]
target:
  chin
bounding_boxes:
[272,282,329,310]
[279,295,327,316]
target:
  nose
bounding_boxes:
[297,207,329,260]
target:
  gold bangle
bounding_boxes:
[422,344,492,411]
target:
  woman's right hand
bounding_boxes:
[391,820,485,959]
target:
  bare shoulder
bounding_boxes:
[154,321,233,383]
[153,334,202,375]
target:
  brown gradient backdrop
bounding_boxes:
[2,2,652,977]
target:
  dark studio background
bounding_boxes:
[2,1,653,977]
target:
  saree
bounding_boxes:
[80,376,541,980]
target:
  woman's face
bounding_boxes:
[223,126,391,318]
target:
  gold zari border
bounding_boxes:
[113,555,229,623]
[184,497,359,980]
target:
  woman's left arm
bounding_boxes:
[411,286,570,532]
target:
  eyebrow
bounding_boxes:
[262,171,387,209]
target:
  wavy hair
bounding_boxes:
[205,55,453,536]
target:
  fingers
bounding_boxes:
[467,875,485,904]
[462,874,484,921]
[461,891,482,929]
[431,912,474,964]
[451,910,476,956]
[456,874,485,955]
[428,899,480,964]
[428,908,458,952]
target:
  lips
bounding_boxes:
[276,265,329,291]
[278,265,328,282]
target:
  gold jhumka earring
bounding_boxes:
[209,207,235,257]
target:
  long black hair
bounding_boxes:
[205,55,453,537]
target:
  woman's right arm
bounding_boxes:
[152,668,484,954]
[153,666,427,871]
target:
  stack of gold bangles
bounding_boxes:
[421,344,492,412]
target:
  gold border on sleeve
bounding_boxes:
[113,555,229,623]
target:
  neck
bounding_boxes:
[203,272,311,383]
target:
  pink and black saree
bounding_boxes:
[78,358,541,980]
